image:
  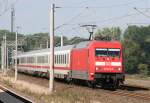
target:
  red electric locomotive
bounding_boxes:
[71,40,124,88]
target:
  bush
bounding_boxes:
[138,64,149,76]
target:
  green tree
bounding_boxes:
[138,64,149,76]
[68,37,87,44]
[123,25,150,74]
[95,27,121,41]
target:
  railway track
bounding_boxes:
[60,80,150,101]
[110,90,150,101]
[0,84,33,103]
[98,84,150,101]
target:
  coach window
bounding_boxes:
[20,58,23,63]
[60,55,62,64]
[61,55,63,64]
[54,55,56,64]
[37,56,41,63]
[21,57,25,63]
[42,56,44,63]
[55,55,56,64]
[63,55,65,64]
[30,57,34,63]
[63,54,65,64]
[13,59,15,64]
[67,53,69,64]
[27,57,29,63]
[61,54,63,64]
[59,55,61,64]
[57,55,59,64]
[64,54,66,64]
[62,55,63,64]
[57,55,58,64]
[66,54,68,64]
[54,55,55,63]
[45,55,48,63]
[18,58,21,64]
[17,59,19,64]
[20,58,22,63]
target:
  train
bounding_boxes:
[13,40,125,89]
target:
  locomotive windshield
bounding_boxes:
[95,48,107,56]
[95,48,120,57]
[108,48,120,57]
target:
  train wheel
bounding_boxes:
[111,80,119,90]
[65,76,72,84]
[87,81,96,89]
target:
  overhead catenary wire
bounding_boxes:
[55,7,89,31]
[54,0,145,32]
[60,11,143,26]
[134,7,150,19]
[55,11,146,39]
[57,0,141,9]
[79,12,141,25]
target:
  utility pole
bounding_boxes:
[11,6,15,33]
[81,25,97,40]
[7,47,8,70]
[1,43,4,72]
[15,28,18,82]
[47,40,49,48]
[61,35,63,47]
[49,4,55,92]
[4,33,7,74]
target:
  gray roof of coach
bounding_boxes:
[17,41,90,56]
[19,44,75,55]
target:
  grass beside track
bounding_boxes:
[0,70,101,103]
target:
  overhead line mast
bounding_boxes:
[49,4,55,93]
[11,6,15,33]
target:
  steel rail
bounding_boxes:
[110,90,150,101]
[0,84,33,103]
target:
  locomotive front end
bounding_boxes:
[89,41,125,88]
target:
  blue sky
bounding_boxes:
[0,0,150,38]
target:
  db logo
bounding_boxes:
[105,62,111,66]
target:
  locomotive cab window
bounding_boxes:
[108,48,120,58]
[95,48,107,56]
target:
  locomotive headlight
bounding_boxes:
[96,67,99,70]
[96,67,101,70]
[118,68,121,70]
[114,68,121,70]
